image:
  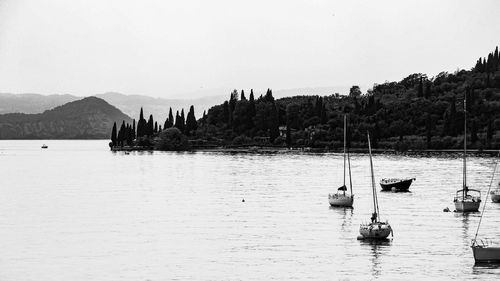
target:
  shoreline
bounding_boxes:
[110,145,500,156]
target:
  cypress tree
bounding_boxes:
[241,90,246,100]
[249,89,256,117]
[126,124,133,145]
[494,46,499,70]
[315,96,323,117]
[147,115,154,136]
[179,109,185,132]
[159,125,162,132]
[264,88,274,102]
[132,119,136,139]
[174,111,181,128]
[223,101,229,123]
[154,121,158,134]
[169,108,174,127]
[137,107,147,138]
[185,105,197,135]
[229,91,237,126]
[111,122,117,146]
[119,121,126,146]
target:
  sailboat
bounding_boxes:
[358,132,393,240]
[454,96,481,212]
[471,157,500,263]
[328,115,354,207]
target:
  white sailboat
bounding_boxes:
[359,132,393,240]
[454,96,481,212]
[328,115,354,207]
[471,157,500,263]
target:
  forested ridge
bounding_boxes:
[112,46,500,151]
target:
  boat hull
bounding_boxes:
[380,179,414,191]
[454,200,480,212]
[472,246,500,263]
[328,194,353,207]
[359,222,392,239]
[491,191,500,203]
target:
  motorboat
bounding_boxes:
[490,183,500,203]
[380,178,415,191]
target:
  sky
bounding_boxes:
[0,0,499,98]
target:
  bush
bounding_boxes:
[233,135,252,145]
[155,128,189,151]
[137,136,153,147]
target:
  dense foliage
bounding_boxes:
[112,46,500,151]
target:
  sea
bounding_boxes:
[1,140,500,280]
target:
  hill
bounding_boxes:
[189,46,500,151]
[0,96,131,139]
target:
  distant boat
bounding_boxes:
[358,132,393,240]
[471,157,500,263]
[41,144,48,149]
[490,182,500,203]
[328,115,354,207]
[380,178,415,191]
[454,96,481,212]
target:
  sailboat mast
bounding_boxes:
[367,132,379,221]
[346,115,353,196]
[343,115,346,188]
[347,149,353,196]
[463,96,467,199]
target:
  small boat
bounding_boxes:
[490,183,500,203]
[471,158,500,263]
[41,144,48,149]
[380,178,415,191]
[454,96,481,212]
[328,115,354,207]
[358,132,393,240]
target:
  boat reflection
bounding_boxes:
[359,240,392,277]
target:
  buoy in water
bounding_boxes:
[443,207,450,212]
[242,199,245,202]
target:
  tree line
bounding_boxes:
[110,105,197,147]
[112,46,500,151]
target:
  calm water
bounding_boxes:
[1,140,500,280]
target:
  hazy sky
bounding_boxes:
[0,0,499,98]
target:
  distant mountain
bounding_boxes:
[0,97,131,139]
[94,92,226,121]
[0,88,356,121]
[0,93,79,114]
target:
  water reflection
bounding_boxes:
[472,263,500,276]
[360,240,392,278]
[330,207,354,231]
[458,213,472,244]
